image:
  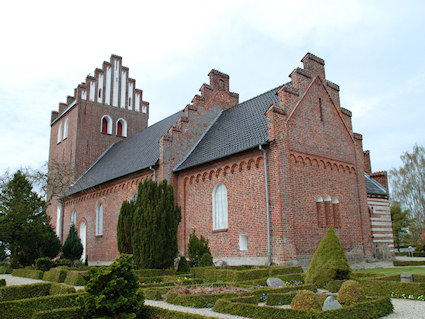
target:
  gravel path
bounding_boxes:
[2,274,425,318]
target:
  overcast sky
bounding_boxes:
[1,0,424,177]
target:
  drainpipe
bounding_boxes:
[149,166,156,181]
[59,199,64,243]
[259,144,272,266]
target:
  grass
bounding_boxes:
[354,267,425,275]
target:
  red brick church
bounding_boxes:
[47,53,394,266]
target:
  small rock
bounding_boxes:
[266,277,286,287]
[400,273,413,283]
[322,295,342,311]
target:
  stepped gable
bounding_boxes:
[174,86,280,172]
[65,111,184,196]
[364,173,388,196]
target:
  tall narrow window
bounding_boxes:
[71,210,77,226]
[101,115,112,134]
[212,183,228,230]
[319,98,323,121]
[63,118,69,140]
[96,204,103,236]
[56,206,62,240]
[332,198,340,227]
[324,195,333,226]
[316,196,325,227]
[57,122,63,143]
[80,222,86,263]
[116,118,127,137]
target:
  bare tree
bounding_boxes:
[390,145,425,241]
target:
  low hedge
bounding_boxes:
[237,273,304,286]
[133,269,176,277]
[395,252,408,256]
[351,273,381,279]
[0,266,12,274]
[143,287,173,300]
[393,260,425,266]
[43,268,68,283]
[145,305,217,318]
[0,279,5,287]
[63,271,87,286]
[359,279,425,299]
[0,293,78,319]
[213,296,393,319]
[33,306,82,319]
[268,265,304,276]
[265,291,298,306]
[0,283,51,301]
[49,283,76,295]
[413,252,425,257]
[11,268,43,279]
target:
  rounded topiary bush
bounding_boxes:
[305,226,351,288]
[199,252,214,267]
[177,256,190,274]
[337,280,363,305]
[290,289,321,310]
[325,280,346,293]
[35,257,54,272]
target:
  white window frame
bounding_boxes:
[56,206,62,240]
[116,118,128,137]
[212,183,228,230]
[100,115,113,134]
[63,117,69,140]
[71,210,77,226]
[96,203,103,236]
[57,122,63,143]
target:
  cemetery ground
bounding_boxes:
[1,257,425,318]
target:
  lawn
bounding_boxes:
[355,267,425,275]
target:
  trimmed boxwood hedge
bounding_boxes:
[145,305,217,318]
[11,268,43,279]
[33,307,82,319]
[358,279,425,299]
[237,273,305,286]
[0,283,51,301]
[0,279,5,287]
[213,296,393,319]
[0,293,78,319]
[63,271,87,286]
[43,268,68,283]
[0,266,12,274]
[133,269,176,277]
[269,265,304,276]
[393,260,425,266]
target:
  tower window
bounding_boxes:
[212,183,228,231]
[116,118,127,137]
[63,118,69,140]
[57,122,63,143]
[101,115,112,134]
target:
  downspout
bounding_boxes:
[149,166,156,181]
[259,144,272,266]
[59,198,64,244]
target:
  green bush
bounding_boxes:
[237,273,305,286]
[326,280,346,293]
[0,279,5,287]
[145,305,217,318]
[188,229,212,267]
[213,296,393,319]
[43,268,68,283]
[35,257,55,272]
[134,268,176,277]
[265,291,298,305]
[413,251,425,257]
[199,252,214,267]
[337,280,363,305]
[268,265,304,276]
[0,282,50,301]
[11,268,43,279]
[0,265,12,274]
[49,283,76,295]
[191,267,269,282]
[77,254,144,318]
[177,256,190,274]
[63,271,88,286]
[395,252,408,256]
[56,258,71,267]
[393,260,425,266]
[358,279,425,299]
[290,289,321,310]
[305,226,351,288]
[33,307,82,319]
[0,293,78,319]
[62,224,83,262]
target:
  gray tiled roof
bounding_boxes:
[65,111,184,196]
[174,87,280,171]
[365,173,388,196]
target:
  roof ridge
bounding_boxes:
[364,173,387,193]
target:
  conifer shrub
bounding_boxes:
[35,257,54,272]
[77,254,144,318]
[0,279,5,287]
[199,252,214,267]
[290,289,321,310]
[117,200,134,254]
[305,226,351,288]
[337,280,363,305]
[177,256,190,274]
[62,224,83,264]
[188,230,213,267]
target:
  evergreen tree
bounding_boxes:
[390,202,411,250]
[305,226,351,288]
[117,200,134,254]
[188,229,212,267]
[0,170,61,266]
[132,179,181,269]
[62,224,84,262]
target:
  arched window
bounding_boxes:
[71,210,77,226]
[80,222,86,263]
[116,118,127,137]
[212,183,228,230]
[332,197,340,227]
[57,122,63,143]
[56,206,62,240]
[96,203,103,236]
[100,115,112,134]
[63,118,69,140]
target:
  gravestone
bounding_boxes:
[266,277,286,287]
[400,273,413,283]
[322,294,342,311]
